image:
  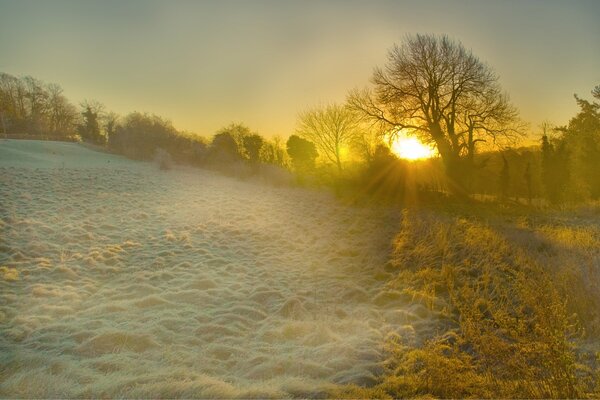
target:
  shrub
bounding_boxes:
[108,112,207,165]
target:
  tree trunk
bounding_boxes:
[444,155,469,197]
[430,124,468,196]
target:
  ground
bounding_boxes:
[0,139,440,398]
[2,140,598,398]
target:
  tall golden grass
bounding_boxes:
[337,206,600,398]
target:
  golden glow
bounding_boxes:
[391,136,435,160]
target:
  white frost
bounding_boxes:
[0,139,432,398]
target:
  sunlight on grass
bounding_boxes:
[335,209,600,399]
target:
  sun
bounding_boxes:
[391,136,436,160]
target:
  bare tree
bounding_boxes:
[103,111,120,140]
[47,83,77,136]
[1,73,78,136]
[23,76,49,134]
[296,103,359,171]
[349,34,522,191]
[461,85,523,165]
[349,121,387,165]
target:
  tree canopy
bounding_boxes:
[286,134,318,172]
[296,103,359,171]
[349,34,522,190]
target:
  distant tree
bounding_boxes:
[349,34,522,193]
[557,88,600,199]
[46,83,77,136]
[210,131,242,163]
[0,73,80,136]
[286,134,318,171]
[541,126,572,205]
[0,73,29,133]
[260,135,288,167]
[0,73,78,137]
[220,124,251,149]
[296,103,359,171]
[109,111,206,164]
[103,111,120,140]
[243,134,264,164]
[78,100,105,144]
[350,122,386,165]
[538,88,600,204]
[0,73,22,134]
[0,94,5,134]
[23,76,49,134]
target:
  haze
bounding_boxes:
[0,0,598,136]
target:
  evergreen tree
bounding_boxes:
[79,105,104,144]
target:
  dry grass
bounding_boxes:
[336,206,600,399]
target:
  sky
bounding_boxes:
[0,0,598,138]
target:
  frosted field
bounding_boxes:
[0,140,434,398]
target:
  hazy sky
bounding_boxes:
[1,0,598,137]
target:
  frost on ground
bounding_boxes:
[0,140,437,398]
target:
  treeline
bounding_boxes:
[465,88,600,206]
[108,116,290,180]
[2,71,598,206]
[0,72,410,197]
[540,89,600,204]
[0,73,78,137]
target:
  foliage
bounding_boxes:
[541,133,571,204]
[556,90,600,202]
[78,101,105,144]
[2,71,596,207]
[207,123,259,166]
[259,135,289,167]
[209,130,242,164]
[286,134,318,172]
[242,134,264,164]
[357,145,408,202]
[349,122,387,165]
[103,111,120,139]
[108,112,207,164]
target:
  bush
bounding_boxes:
[108,112,207,165]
